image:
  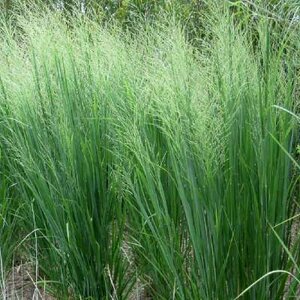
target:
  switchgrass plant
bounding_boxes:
[0,10,132,299]
[113,6,300,299]
[0,2,299,299]
[116,14,299,299]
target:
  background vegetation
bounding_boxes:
[0,1,299,299]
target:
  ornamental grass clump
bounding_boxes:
[0,2,299,299]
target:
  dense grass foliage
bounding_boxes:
[0,3,299,299]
